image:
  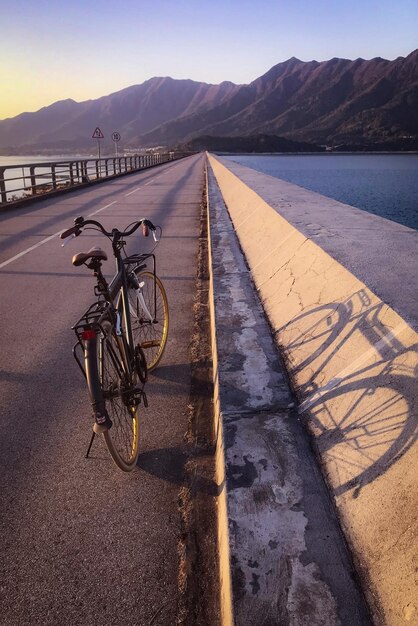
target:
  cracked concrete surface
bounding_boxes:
[207,165,371,625]
[209,154,418,625]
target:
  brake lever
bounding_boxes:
[61,233,76,247]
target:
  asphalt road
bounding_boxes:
[0,153,206,625]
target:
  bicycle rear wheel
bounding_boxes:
[99,327,140,471]
[127,269,169,371]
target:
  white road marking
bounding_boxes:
[124,178,155,197]
[125,187,142,197]
[123,160,183,197]
[0,233,60,270]
[87,200,117,216]
[0,159,183,270]
[0,201,118,270]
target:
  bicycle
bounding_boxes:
[60,215,169,471]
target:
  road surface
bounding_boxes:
[0,154,206,625]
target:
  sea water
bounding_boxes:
[225,154,418,230]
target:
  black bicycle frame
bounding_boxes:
[72,260,138,432]
[109,256,136,367]
[63,215,158,449]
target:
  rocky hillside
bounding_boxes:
[1,50,417,153]
[0,78,240,153]
[145,50,418,149]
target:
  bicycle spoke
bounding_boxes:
[128,271,168,371]
[100,333,140,470]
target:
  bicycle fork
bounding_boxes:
[127,271,154,323]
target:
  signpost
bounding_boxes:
[92,127,104,159]
[112,132,121,158]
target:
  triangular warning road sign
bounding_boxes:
[92,127,104,139]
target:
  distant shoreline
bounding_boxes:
[214,151,418,156]
[1,150,418,162]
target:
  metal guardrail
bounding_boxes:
[0,152,193,205]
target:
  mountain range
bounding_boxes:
[1,49,417,154]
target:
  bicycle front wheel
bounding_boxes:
[99,328,140,471]
[128,270,169,371]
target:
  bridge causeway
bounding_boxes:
[1,150,414,625]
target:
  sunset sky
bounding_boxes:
[1,0,417,120]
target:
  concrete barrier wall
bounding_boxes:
[208,154,418,625]
[206,168,234,626]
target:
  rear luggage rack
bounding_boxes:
[72,300,114,379]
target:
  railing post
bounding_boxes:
[0,167,6,203]
[51,165,57,190]
[96,160,99,179]
[30,166,36,194]
[69,163,74,186]
[105,159,109,177]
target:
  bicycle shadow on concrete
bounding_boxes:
[275,289,418,498]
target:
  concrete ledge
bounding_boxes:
[206,166,234,626]
[208,153,418,625]
[207,164,371,625]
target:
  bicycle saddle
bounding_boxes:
[72,247,108,267]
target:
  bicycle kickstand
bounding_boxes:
[85,431,96,458]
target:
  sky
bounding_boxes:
[1,0,417,120]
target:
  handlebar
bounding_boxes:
[61,225,81,239]
[60,216,157,241]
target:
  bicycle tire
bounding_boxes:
[126,269,169,371]
[98,325,140,471]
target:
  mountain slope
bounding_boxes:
[0,78,240,151]
[140,50,418,147]
[0,50,417,152]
